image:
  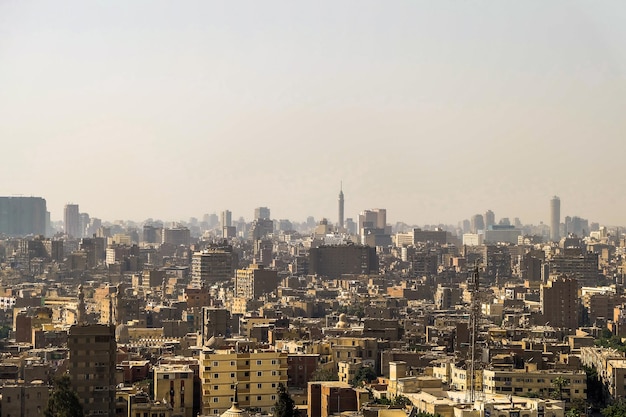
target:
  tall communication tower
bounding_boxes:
[467,263,481,402]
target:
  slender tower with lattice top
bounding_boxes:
[338,182,344,229]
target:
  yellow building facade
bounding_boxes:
[200,347,288,415]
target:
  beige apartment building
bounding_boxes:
[580,346,626,400]
[330,337,379,372]
[338,359,363,384]
[482,364,586,403]
[154,364,195,417]
[235,263,278,300]
[431,361,483,392]
[0,381,49,417]
[199,343,287,415]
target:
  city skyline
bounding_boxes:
[2,1,625,225]
[2,191,621,229]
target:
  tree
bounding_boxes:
[274,383,299,417]
[351,366,377,387]
[584,365,605,406]
[603,401,626,417]
[0,325,10,339]
[44,375,84,417]
[391,395,411,408]
[551,376,569,401]
[310,368,338,381]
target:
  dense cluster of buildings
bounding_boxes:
[0,192,624,417]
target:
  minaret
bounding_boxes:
[77,284,85,325]
[467,264,481,402]
[108,293,113,326]
[338,182,344,230]
[220,382,249,417]
[114,284,122,325]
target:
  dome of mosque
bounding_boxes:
[336,313,350,329]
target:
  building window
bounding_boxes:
[213,398,219,403]
[257,360,262,365]
[213,361,219,366]
[214,386,219,390]
[258,384,262,389]
[257,396,262,401]
[257,372,262,377]
[272,360,277,365]
[231,373,235,378]
[271,395,276,401]
[214,374,219,378]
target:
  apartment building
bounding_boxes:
[68,324,117,417]
[482,364,586,403]
[580,346,626,400]
[154,364,195,417]
[199,342,287,415]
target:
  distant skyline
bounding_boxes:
[1,1,625,225]
[32,192,617,229]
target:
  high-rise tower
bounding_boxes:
[470,214,485,233]
[68,324,116,416]
[220,210,232,228]
[0,196,47,236]
[338,182,344,229]
[254,207,271,220]
[484,210,495,229]
[550,196,560,242]
[64,203,80,238]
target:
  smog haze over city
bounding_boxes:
[1,1,626,226]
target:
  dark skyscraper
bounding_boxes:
[254,206,271,220]
[338,183,344,229]
[550,196,560,242]
[0,196,47,236]
[68,324,117,416]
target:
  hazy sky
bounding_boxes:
[1,1,625,226]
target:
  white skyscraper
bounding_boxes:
[550,196,560,242]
